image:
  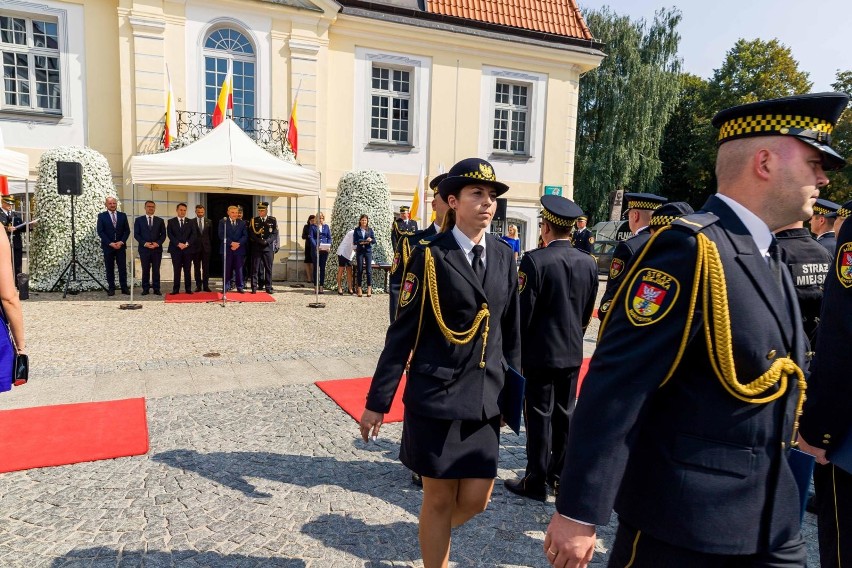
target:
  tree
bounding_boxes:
[825,70,852,205]
[574,7,683,220]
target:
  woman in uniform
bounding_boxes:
[360,158,521,568]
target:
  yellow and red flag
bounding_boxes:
[287,97,298,157]
[164,66,176,148]
[212,70,232,127]
[410,164,424,221]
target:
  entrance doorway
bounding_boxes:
[206,193,255,277]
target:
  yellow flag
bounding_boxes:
[410,165,424,220]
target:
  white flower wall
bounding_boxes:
[325,171,393,291]
[30,147,115,292]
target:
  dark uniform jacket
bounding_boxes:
[572,227,594,255]
[248,216,278,251]
[388,223,437,322]
[558,195,806,555]
[597,227,652,320]
[391,218,418,250]
[367,231,521,421]
[775,227,832,344]
[800,219,852,453]
[816,231,837,255]
[518,239,598,370]
[0,208,23,250]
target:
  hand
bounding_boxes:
[231,242,240,251]
[543,514,596,567]
[359,409,384,442]
[797,435,829,465]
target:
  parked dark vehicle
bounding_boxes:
[590,239,617,275]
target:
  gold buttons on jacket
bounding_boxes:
[481,303,488,310]
[479,362,486,369]
[766,349,777,360]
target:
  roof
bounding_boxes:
[426,0,592,40]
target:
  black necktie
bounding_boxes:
[471,244,485,284]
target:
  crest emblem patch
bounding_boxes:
[400,273,419,307]
[391,251,401,275]
[479,163,494,180]
[609,258,624,280]
[518,270,527,293]
[625,268,680,326]
[838,243,852,289]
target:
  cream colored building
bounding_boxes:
[0,0,603,277]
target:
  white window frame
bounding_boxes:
[201,24,257,125]
[0,9,62,116]
[492,79,531,156]
[369,63,413,146]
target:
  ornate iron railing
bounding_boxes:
[169,111,290,152]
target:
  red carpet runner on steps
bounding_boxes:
[164,291,275,303]
[0,398,149,474]
[316,358,591,424]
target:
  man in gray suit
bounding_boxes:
[192,204,214,292]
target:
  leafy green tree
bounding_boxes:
[574,7,683,220]
[825,70,852,204]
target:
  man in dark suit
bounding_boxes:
[388,173,448,322]
[504,195,598,502]
[0,196,23,281]
[218,205,248,292]
[167,202,197,295]
[571,215,594,254]
[391,205,418,251]
[133,200,167,295]
[597,192,666,320]
[96,196,131,296]
[192,204,213,292]
[545,93,848,567]
[809,198,840,255]
[799,198,852,568]
[247,202,278,293]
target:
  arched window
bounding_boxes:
[202,27,255,128]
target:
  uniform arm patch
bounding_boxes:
[624,268,680,326]
[837,243,852,288]
[400,273,419,307]
[518,270,527,293]
[609,258,624,280]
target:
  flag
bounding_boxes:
[429,163,445,224]
[0,176,7,196]
[164,66,176,149]
[212,70,232,127]
[410,164,424,220]
[287,97,298,157]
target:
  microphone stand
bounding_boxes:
[221,216,228,308]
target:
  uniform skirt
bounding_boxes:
[399,408,501,479]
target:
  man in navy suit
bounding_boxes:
[192,204,214,292]
[133,200,167,295]
[96,196,131,296]
[167,202,198,295]
[546,93,848,567]
[218,205,248,292]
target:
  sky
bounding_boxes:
[578,0,851,92]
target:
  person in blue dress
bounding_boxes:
[501,224,521,262]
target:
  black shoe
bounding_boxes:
[237,288,244,293]
[194,286,202,293]
[185,290,193,295]
[203,286,212,293]
[504,477,547,502]
[806,494,817,514]
[265,288,273,294]
[141,290,150,296]
[172,288,180,295]
[153,290,162,296]
[411,472,423,487]
[121,288,130,295]
[547,477,560,498]
[251,288,257,294]
[107,289,115,297]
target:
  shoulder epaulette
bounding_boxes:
[494,236,512,249]
[670,212,719,234]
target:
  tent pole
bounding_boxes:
[23,178,29,273]
[308,176,324,308]
[120,183,142,309]
[222,212,227,307]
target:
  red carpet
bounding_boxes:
[164,291,275,303]
[577,357,591,397]
[0,398,149,473]
[316,375,407,424]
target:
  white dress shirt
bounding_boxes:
[452,225,486,268]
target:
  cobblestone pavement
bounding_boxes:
[0,280,821,566]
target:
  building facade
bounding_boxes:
[0,0,603,276]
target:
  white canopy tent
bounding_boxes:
[0,130,29,180]
[130,118,319,196]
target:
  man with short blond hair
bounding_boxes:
[96,196,130,296]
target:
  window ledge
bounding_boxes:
[0,108,64,123]
[489,151,532,162]
[366,141,415,152]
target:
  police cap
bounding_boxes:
[540,194,583,228]
[257,202,268,210]
[399,206,410,213]
[1,196,14,205]
[712,92,850,171]
[813,198,840,218]
[438,158,509,200]
[624,192,666,211]
[429,173,447,194]
[839,200,852,219]
[650,201,695,228]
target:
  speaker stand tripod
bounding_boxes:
[51,194,107,298]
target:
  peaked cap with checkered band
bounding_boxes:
[712,92,850,171]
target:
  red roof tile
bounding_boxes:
[427,0,592,40]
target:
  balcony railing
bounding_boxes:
[165,111,291,153]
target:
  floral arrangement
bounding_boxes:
[29,146,115,292]
[324,171,394,291]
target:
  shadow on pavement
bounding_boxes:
[49,547,306,567]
